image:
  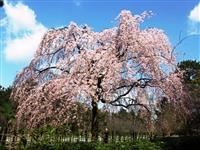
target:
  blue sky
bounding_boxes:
[0,0,200,87]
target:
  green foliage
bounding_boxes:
[7,136,200,150]
[0,86,14,122]
[132,140,163,150]
[24,140,163,150]
[0,86,14,146]
[28,124,71,146]
[0,144,7,150]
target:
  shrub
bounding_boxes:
[133,140,163,150]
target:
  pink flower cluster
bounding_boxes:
[11,10,184,128]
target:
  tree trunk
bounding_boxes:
[91,101,98,141]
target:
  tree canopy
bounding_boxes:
[11,10,184,129]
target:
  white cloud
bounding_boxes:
[188,2,200,23]
[0,0,47,62]
[187,2,200,35]
[5,25,46,61]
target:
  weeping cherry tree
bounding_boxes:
[11,10,184,141]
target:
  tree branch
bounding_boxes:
[35,66,69,74]
[171,34,196,59]
[111,102,150,114]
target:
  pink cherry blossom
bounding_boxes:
[11,10,184,128]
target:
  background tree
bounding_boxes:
[178,60,200,135]
[11,10,184,140]
[0,86,14,145]
[108,108,132,140]
[155,97,185,136]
